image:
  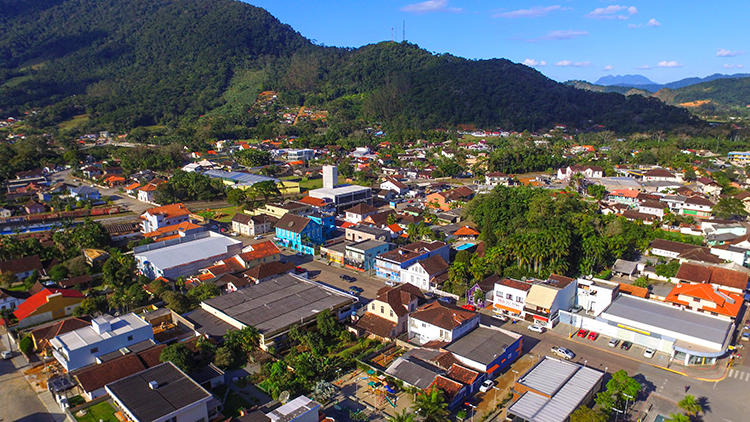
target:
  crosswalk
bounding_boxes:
[727,368,750,381]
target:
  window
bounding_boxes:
[390,310,394,317]
[381,306,384,314]
[127,335,133,341]
[90,347,99,354]
[372,303,375,310]
[516,296,523,302]
[692,297,700,302]
[421,322,426,328]
[506,293,513,300]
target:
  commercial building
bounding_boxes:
[374,241,449,284]
[140,203,191,234]
[345,240,390,272]
[523,275,577,328]
[309,166,371,213]
[444,326,523,376]
[50,314,154,371]
[135,231,243,280]
[274,213,324,255]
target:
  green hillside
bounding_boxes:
[0,0,699,135]
[653,78,750,113]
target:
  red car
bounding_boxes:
[461,304,477,311]
[588,331,599,341]
[576,329,589,338]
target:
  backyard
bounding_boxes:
[74,401,119,422]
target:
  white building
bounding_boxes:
[140,203,191,233]
[638,200,669,219]
[575,278,618,316]
[50,314,154,371]
[493,278,533,319]
[287,149,315,161]
[408,301,480,344]
[266,395,321,422]
[0,288,26,312]
[400,255,450,292]
[380,177,409,195]
[523,275,578,329]
[310,166,372,213]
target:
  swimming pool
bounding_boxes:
[455,243,476,251]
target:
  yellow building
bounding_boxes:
[14,288,85,329]
[354,283,424,340]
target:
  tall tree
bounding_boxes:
[677,394,703,417]
[412,388,449,422]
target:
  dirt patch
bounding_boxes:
[474,354,538,416]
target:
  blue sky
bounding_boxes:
[242,1,747,84]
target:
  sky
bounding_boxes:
[242,0,747,85]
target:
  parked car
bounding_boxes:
[492,314,509,321]
[528,324,545,333]
[551,346,575,360]
[588,331,599,341]
[385,280,395,287]
[255,235,263,240]
[643,348,656,359]
[295,252,304,257]
[742,332,750,342]
[339,274,355,282]
[621,341,633,350]
[608,339,620,348]
[479,379,495,393]
[577,329,589,338]
[348,286,364,295]
[438,297,453,304]
[1,351,11,360]
[461,304,477,311]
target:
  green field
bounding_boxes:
[74,401,119,422]
[58,114,90,131]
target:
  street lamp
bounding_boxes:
[492,386,502,409]
[464,402,477,422]
[583,359,587,368]
[623,393,634,415]
[511,370,519,383]
[613,407,624,422]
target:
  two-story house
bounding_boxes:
[375,241,450,284]
[665,283,743,320]
[681,196,715,219]
[380,177,409,195]
[575,278,619,316]
[344,203,380,224]
[608,189,639,207]
[0,288,27,312]
[493,278,533,319]
[274,213,323,255]
[408,301,479,345]
[355,283,424,339]
[523,275,577,328]
[426,187,475,211]
[14,287,85,329]
[51,314,154,371]
[140,203,191,234]
[345,240,390,272]
[68,185,101,201]
[638,200,669,219]
[556,165,603,181]
[400,255,450,292]
[642,168,678,182]
[485,172,511,188]
[0,255,45,281]
[231,213,277,236]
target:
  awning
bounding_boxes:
[533,315,549,322]
[494,303,521,314]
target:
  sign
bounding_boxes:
[617,323,651,336]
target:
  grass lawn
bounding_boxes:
[210,206,241,223]
[74,401,119,422]
[212,385,252,418]
[57,114,90,131]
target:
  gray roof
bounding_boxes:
[106,362,211,422]
[445,327,521,366]
[601,294,732,346]
[203,170,279,186]
[347,239,389,252]
[136,233,241,271]
[509,357,603,422]
[385,355,444,389]
[612,259,638,275]
[202,274,355,338]
[309,184,371,198]
[182,308,237,338]
[188,363,224,385]
[97,339,157,363]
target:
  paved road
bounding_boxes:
[0,352,55,422]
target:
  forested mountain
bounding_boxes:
[595,74,656,87]
[652,78,750,112]
[0,0,698,135]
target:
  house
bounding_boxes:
[362,209,397,228]
[643,168,678,182]
[68,185,101,201]
[426,186,475,211]
[136,181,163,203]
[467,274,499,308]
[124,182,142,197]
[140,203,191,234]
[681,196,715,218]
[0,255,45,280]
[29,316,92,353]
[385,349,446,390]
[380,177,409,195]
[50,313,154,371]
[674,262,749,294]
[142,221,206,243]
[265,396,320,422]
[13,287,85,329]
[556,165,604,181]
[445,326,523,376]
[135,231,243,280]
[408,301,479,345]
[344,203,380,224]
[0,207,11,218]
[427,376,467,410]
[611,259,638,279]
[82,248,110,266]
[375,241,450,284]
[106,362,217,422]
[57,274,94,291]
[400,255,450,291]
[346,225,391,242]
[453,226,480,240]
[355,283,424,339]
[345,240,390,271]
[274,213,323,255]
[236,241,282,268]
[24,200,45,214]
[485,172,510,187]
[523,275,577,328]
[252,201,312,219]
[231,213,276,236]
[81,166,102,179]
[665,283,743,320]
[697,177,723,196]
[507,357,604,422]
[638,200,669,218]
[0,288,27,312]
[242,261,297,284]
[493,278,533,319]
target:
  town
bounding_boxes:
[1,133,750,422]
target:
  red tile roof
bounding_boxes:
[665,283,743,318]
[238,240,281,263]
[14,288,85,321]
[410,301,477,331]
[143,203,191,219]
[446,364,480,385]
[297,196,327,207]
[676,263,749,290]
[428,375,464,401]
[453,226,480,237]
[355,313,397,338]
[617,283,649,298]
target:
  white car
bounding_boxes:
[492,314,509,321]
[255,235,263,240]
[479,379,495,393]
[527,324,545,333]
[1,351,12,360]
[643,348,656,359]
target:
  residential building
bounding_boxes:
[134,231,243,280]
[236,241,282,268]
[345,225,391,242]
[375,241,450,283]
[345,240,390,272]
[286,149,315,161]
[728,151,750,163]
[68,185,101,201]
[408,301,480,344]
[385,349,446,390]
[674,262,749,294]
[266,396,320,422]
[361,209,397,228]
[106,362,216,422]
[344,203,380,224]
[453,226,480,240]
[242,261,297,284]
[643,168,678,182]
[0,288,27,311]
[523,275,577,328]
[608,189,639,207]
[380,177,409,195]
[14,287,85,329]
[355,283,424,339]
[556,165,604,180]
[575,278,619,316]
[231,213,276,236]
[320,242,348,266]
[252,201,311,219]
[140,203,191,234]
[467,274,498,308]
[24,200,45,214]
[638,200,668,218]
[274,213,323,255]
[29,316,92,354]
[665,283,743,320]
[0,255,45,280]
[484,172,510,187]
[507,357,604,422]
[400,255,450,291]
[142,221,206,243]
[426,186,475,211]
[696,177,722,196]
[50,314,154,371]
[200,274,357,351]
[0,207,11,218]
[681,196,715,218]
[493,278,533,319]
[445,326,523,375]
[136,181,163,204]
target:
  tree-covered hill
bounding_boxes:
[0,0,699,134]
[652,78,750,113]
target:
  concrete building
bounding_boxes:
[266,395,320,422]
[575,277,619,316]
[408,301,479,345]
[140,203,191,234]
[375,241,449,284]
[523,275,577,328]
[400,255,450,292]
[309,166,371,213]
[344,240,390,272]
[13,287,85,329]
[50,314,154,371]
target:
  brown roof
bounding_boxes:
[345,203,379,216]
[685,196,715,207]
[30,316,92,350]
[232,213,253,225]
[384,177,408,190]
[213,273,245,288]
[274,213,311,234]
[364,210,396,226]
[355,313,397,338]
[428,375,464,401]
[547,274,575,288]
[498,278,532,291]
[678,248,723,264]
[640,200,668,210]
[644,168,674,178]
[446,364,480,385]
[378,241,447,263]
[617,283,650,298]
[72,344,166,393]
[622,210,658,221]
[675,263,749,290]
[0,255,44,276]
[410,301,477,331]
[650,238,701,255]
[57,274,93,289]
[242,261,296,281]
[375,283,425,318]
[414,255,450,276]
[477,274,501,292]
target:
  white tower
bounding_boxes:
[323,165,338,189]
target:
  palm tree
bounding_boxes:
[387,409,415,422]
[678,394,703,416]
[665,412,690,422]
[411,388,449,422]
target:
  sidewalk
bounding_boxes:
[547,321,730,382]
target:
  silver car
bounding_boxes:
[551,346,575,360]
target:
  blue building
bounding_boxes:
[374,241,449,283]
[445,326,523,379]
[306,212,336,239]
[274,213,324,255]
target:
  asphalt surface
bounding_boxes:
[0,350,54,422]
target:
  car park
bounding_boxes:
[479,379,495,393]
[621,341,633,350]
[528,324,545,333]
[608,339,620,348]
[577,329,589,338]
[551,346,575,360]
[643,348,656,358]
[588,331,599,341]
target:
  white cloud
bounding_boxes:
[636,65,651,70]
[400,0,461,14]
[534,30,590,41]
[723,64,744,69]
[523,59,547,67]
[555,60,592,67]
[586,5,638,20]
[646,18,661,27]
[628,24,640,28]
[495,5,564,18]
[717,48,745,57]
[657,60,683,68]
[604,65,614,71]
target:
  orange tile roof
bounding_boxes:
[387,223,403,232]
[143,203,191,219]
[297,196,327,207]
[665,283,743,318]
[125,182,141,190]
[143,221,203,238]
[453,226,480,236]
[341,222,356,228]
[618,283,650,298]
[611,189,640,198]
[238,240,280,263]
[139,183,158,192]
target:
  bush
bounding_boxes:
[18,335,34,355]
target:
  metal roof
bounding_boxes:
[385,355,444,390]
[445,326,521,366]
[203,170,278,186]
[136,232,241,271]
[509,357,603,422]
[309,184,371,198]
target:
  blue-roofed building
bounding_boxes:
[202,169,279,188]
[274,213,324,255]
[68,185,101,201]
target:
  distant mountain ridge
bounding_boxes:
[596,74,657,86]
[594,73,750,92]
